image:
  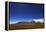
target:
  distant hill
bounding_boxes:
[15,21,36,24]
[10,20,44,25]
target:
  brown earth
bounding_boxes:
[9,23,44,30]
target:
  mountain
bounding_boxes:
[15,21,36,24]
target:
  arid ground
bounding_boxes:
[9,23,44,30]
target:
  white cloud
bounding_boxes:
[33,18,44,23]
[10,21,18,24]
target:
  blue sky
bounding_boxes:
[9,2,44,24]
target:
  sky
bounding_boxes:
[9,2,44,24]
